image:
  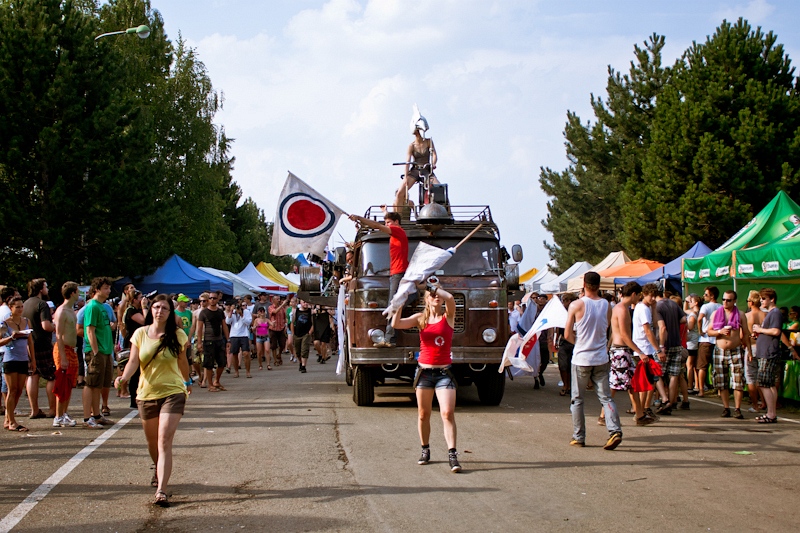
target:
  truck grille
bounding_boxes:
[409,293,465,333]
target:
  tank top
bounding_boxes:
[2,317,31,362]
[418,318,453,366]
[412,140,431,166]
[572,297,610,366]
[255,321,269,336]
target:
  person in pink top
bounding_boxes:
[391,280,461,473]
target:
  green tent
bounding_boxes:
[683,191,800,285]
[734,225,800,280]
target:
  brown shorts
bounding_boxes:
[137,393,186,420]
[697,342,714,369]
[269,329,287,351]
[84,351,114,389]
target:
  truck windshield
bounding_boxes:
[359,239,501,276]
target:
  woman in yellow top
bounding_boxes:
[116,294,191,507]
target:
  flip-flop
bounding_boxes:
[259,366,263,370]
[29,410,46,419]
[215,384,227,391]
[7,425,28,432]
[246,374,252,378]
[208,386,220,392]
[200,383,207,388]
[267,365,272,371]
[559,389,568,396]
[150,471,158,487]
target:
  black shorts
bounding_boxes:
[203,340,227,369]
[269,329,287,351]
[314,327,332,343]
[34,349,56,381]
[3,360,29,375]
[229,336,250,354]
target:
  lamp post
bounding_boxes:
[95,24,151,41]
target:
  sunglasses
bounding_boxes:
[208,297,219,300]
[722,298,734,302]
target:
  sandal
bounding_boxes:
[259,366,263,370]
[597,416,605,426]
[215,384,227,391]
[151,471,158,487]
[246,373,252,378]
[29,410,47,419]
[7,424,28,432]
[101,406,111,417]
[267,365,272,371]
[755,415,778,423]
[208,386,220,392]
[153,490,169,507]
[559,389,568,396]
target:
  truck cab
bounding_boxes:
[331,204,522,406]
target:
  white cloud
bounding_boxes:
[715,0,775,24]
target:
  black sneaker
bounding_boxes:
[721,408,731,418]
[645,408,660,421]
[448,451,462,473]
[733,408,744,420]
[533,377,540,390]
[679,401,690,410]
[539,375,545,386]
[418,447,430,465]
[656,403,673,416]
[300,365,307,373]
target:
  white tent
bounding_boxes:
[199,267,261,297]
[540,261,593,294]
[238,262,288,291]
[566,251,631,292]
[525,267,558,292]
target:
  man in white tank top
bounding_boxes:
[564,271,622,450]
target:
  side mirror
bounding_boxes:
[505,263,520,290]
[511,244,523,263]
[334,246,347,266]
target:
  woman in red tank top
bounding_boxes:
[391,282,461,472]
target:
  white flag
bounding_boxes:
[336,284,347,376]
[382,242,454,321]
[271,172,345,257]
[499,296,568,373]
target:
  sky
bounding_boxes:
[147,0,800,273]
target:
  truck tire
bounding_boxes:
[476,365,505,406]
[353,366,375,406]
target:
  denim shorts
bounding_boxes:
[415,367,456,390]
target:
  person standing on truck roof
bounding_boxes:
[391,280,462,473]
[349,209,411,348]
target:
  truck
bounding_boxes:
[299,196,523,406]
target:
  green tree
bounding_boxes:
[540,35,669,271]
[626,19,800,259]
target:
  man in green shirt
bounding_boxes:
[82,277,114,429]
[175,294,194,369]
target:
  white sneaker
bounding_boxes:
[747,407,760,413]
[62,413,77,427]
[53,416,63,427]
[83,417,103,429]
[95,415,113,426]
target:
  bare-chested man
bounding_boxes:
[53,282,80,427]
[707,290,751,419]
[608,282,653,426]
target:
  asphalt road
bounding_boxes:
[1,356,798,532]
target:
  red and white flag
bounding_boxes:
[499,296,568,373]
[271,172,345,257]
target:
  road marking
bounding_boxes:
[0,410,138,533]
[691,396,800,425]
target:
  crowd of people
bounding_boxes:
[0,277,337,506]
[509,275,800,449]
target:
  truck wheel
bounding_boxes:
[476,365,505,406]
[344,345,354,387]
[353,366,375,406]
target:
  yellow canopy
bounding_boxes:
[256,262,299,292]
[519,267,539,283]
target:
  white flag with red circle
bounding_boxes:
[271,172,345,257]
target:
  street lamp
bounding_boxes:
[95,25,151,41]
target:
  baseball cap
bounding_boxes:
[177,294,191,303]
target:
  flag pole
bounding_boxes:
[453,224,484,251]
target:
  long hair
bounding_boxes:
[417,293,441,330]
[143,294,182,358]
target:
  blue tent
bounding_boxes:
[294,253,310,266]
[115,254,233,298]
[614,241,713,292]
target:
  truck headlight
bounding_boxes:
[369,329,385,345]
[482,328,497,343]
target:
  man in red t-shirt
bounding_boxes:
[349,207,411,347]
